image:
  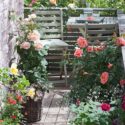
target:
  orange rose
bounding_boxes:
[87,46,94,52]
[116,37,125,46]
[74,48,83,58]
[77,36,88,48]
[100,72,109,84]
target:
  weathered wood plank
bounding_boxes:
[35,10,61,15]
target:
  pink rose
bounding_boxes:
[120,79,125,86]
[20,42,30,49]
[101,103,110,111]
[77,36,88,48]
[107,63,113,69]
[122,102,125,111]
[74,48,83,58]
[100,72,109,84]
[116,37,125,46]
[87,46,94,52]
[34,42,43,50]
[27,30,40,41]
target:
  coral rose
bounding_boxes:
[27,30,40,41]
[87,46,94,52]
[116,37,125,46]
[74,48,83,58]
[77,36,88,48]
[101,103,110,111]
[20,42,30,50]
[8,98,17,105]
[100,72,109,84]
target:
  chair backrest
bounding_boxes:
[35,9,63,40]
[85,22,118,42]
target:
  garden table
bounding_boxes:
[41,39,69,86]
[66,17,118,38]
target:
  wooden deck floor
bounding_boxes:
[30,88,71,125]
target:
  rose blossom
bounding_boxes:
[27,30,40,41]
[34,42,43,50]
[107,63,113,69]
[116,37,125,46]
[120,79,125,86]
[8,98,17,105]
[87,46,94,52]
[11,115,17,119]
[74,48,83,58]
[101,103,110,111]
[77,36,88,48]
[100,72,109,84]
[20,42,30,50]
[122,102,125,111]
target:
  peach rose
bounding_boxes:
[100,72,109,84]
[74,48,83,58]
[87,46,94,52]
[49,0,57,5]
[20,42,30,49]
[34,42,43,50]
[77,36,88,48]
[116,37,125,46]
[27,30,40,41]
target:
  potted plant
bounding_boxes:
[15,13,50,123]
[0,63,30,125]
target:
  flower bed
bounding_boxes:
[69,36,125,125]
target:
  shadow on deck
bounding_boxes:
[30,88,71,125]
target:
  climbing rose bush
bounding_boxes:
[70,36,125,103]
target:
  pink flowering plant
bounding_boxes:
[69,36,125,124]
[70,36,125,103]
[15,14,49,96]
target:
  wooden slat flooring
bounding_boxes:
[29,88,71,125]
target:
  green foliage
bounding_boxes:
[69,39,124,103]
[0,67,30,124]
[70,100,112,125]
[16,14,49,92]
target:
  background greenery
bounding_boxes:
[24,0,125,12]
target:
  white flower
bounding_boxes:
[28,14,37,19]
[68,3,77,9]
